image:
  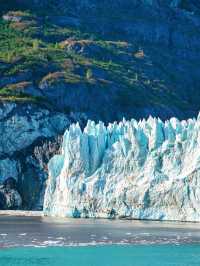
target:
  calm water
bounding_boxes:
[0,245,200,266]
[0,216,200,265]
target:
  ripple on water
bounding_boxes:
[0,217,200,248]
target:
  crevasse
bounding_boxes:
[43,115,200,221]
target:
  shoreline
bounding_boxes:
[0,210,43,217]
[0,214,200,248]
[0,210,200,225]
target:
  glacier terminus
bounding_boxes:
[44,115,200,222]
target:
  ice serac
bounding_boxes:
[44,114,200,221]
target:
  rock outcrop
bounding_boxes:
[0,177,22,209]
[0,102,70,209]
[44,114,200,221]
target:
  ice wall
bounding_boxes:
[44,115,200,221]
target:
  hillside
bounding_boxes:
[1,0,200,121]
[0,0,200,210]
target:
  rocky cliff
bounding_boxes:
[0,102,70,209]
[44,115,200,221]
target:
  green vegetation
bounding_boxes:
[86,69,93,80]
[0,5,197,113]
[0,81,44,103]
[40,71,81,86]
[0,94,43,103]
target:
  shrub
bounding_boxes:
[86,69,93,80]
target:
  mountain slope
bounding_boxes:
[1,0,200,121]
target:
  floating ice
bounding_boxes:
[44,115,200,221]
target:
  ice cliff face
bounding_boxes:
[44,115,200,221]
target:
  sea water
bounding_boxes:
[0,216,200,265]
[0,245,200,266]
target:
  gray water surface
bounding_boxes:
[0,216,200,248]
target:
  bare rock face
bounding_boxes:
[0,102,70,209]
[23,0,200,12]
[0,177,22,209]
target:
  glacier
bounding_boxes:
[44,115,200,221]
